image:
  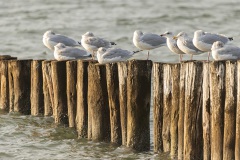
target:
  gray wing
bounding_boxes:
[60,47,90,58]
[183,38,202,51]
[219,46,240,58]
[141,33,166,46]
[200,34,229,44]
[103,49,132,59]
[49,35,79,46]
[86,37,111,48]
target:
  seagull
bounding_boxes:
[96,47,138,64]
[81,32,116,60]
[211,41,240,60]
[174,32,203,60]
[54,43,91,61]
[133,30,166,60]
[43,30,81,50]
[193,30,233,60]
[160,31,185,62]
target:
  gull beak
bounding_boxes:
[173,36,178,40]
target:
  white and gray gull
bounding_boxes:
[211,41,240,61]
[193,30,233,60]
[174,32,203,60]
[133,30,166,60]
[43,30,81,50]
[54,43,91,61]
[81,32,116,60]
[160,31,185,62]
[96,47,138,64]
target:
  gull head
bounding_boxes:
[211,41,224,50]
[97,47,107,55]
[83,32,94,37]
[160,31,173,38]
[194,30,205,38]
[134,30,143,37]
[54,43,66,50]
[43,30,55,37]
[173,31,187,40]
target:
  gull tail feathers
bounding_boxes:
[133,50,143,54]
[110,42,117,45]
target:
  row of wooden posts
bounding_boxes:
[0,55,240,160]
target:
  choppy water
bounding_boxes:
[0,110,170,159]
[1,0,240,159]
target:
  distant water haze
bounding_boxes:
[1,0,240,62]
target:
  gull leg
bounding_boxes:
[207,52,210,61]
[190,54,193,60]
[147,51,150,60]
[92,51,94,60]
[179,54,182,63]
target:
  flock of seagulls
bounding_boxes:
[42,29,240,64]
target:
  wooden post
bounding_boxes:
[202,62,211,160]
[0,55,16,60]
[117,62,128,145]
[42,61,53,116]
[236,61,240,159]
[0,61,9,111]
[184,61,203,160]
[106,63,122,145]
[8,60,31,114]
[210,61,225,160]
[66,61,77,128]
[76,60,89,138]
[0,56,17,111]
[162,64,171,152]
[153,62,164,152]
[51,61,68,125]
[87,61,110,141]
[126,60,152,151]
[31,60,44,116]
[170,64,180,158]
[178,63,186,160]
[223,61,236,160]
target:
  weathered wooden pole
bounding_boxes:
[170,64,180,158]
[153,62,164,153]
[66,61,77,128]
[178,63,186,160]
[42,61,53,116]
[0,61,10,111]
[117,62,128,145]
[0,56,17,111]
[31,60,44,116]
[126,60,152,151]
[106,63,122,145]
[76,60,89,138]
[87,61,110,141]
[223,61,236,160]
[202,62,211,160]
[51,61,68,125]
[184,61,203,160]
[209,61,225,160]
[8,60,31,114]
[162,64,172,152]
[236,61,240,160]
